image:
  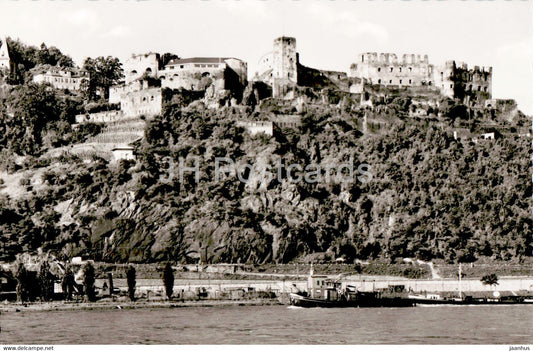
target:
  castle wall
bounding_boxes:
[109,80,145,104]
[75,110,124,124]
[159,58,247,94]
[350,52,434,87]
[223,58,248,86]
[160,64,226,90]
[271,114,302,129]
[123,53,160,84]
[236,121,274,136]
[257,52,273,78]
[434,61,492,99]
[120,87,162,118]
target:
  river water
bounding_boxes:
[1,305,532,344]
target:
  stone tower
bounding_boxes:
[0,37,10,71]
[271,36,298,98]
[434,61,456,98]
[272,36,297,84]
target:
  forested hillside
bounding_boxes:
[0,96,530,264]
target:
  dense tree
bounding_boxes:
[82,56,124,100]
[5,37,74,84]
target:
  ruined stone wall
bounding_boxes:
[236,120,273,136]
[271,114,302,129]
[223,58,248,86]
[120,87,162,118]
[123,53,160,84]
[159,59,246,95]
[350,52,434,87]
[434,61,492,99]
[109,80,144,104]
[257,52,273,78]
[75,110,125,124]
[160,64,226,91]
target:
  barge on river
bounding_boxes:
[289,266,414,308]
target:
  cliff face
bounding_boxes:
[0,99,531,265]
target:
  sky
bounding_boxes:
[0,0,532,114]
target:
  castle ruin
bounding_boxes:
[349,52,434,88]
[349,52,492,101]
[257,36,298,98]
[123,53,160,84]
[159,57,247,94]
[434,61,492,100]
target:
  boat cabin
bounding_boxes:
[307,273,342,300]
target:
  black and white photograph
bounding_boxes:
[0,0,532,348]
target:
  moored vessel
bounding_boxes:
[288,265,414,308]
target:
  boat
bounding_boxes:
[408,293,533,305]
[288,265,414,308]
[407,264,533,305]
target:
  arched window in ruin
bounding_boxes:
[484,87,488,92]
[428,81,432,86]
[409,79,412,84]
[378,79,381,84]
[160,76,166,80]
[202,72,211,77]
[131,70,137,74]
[173,73,179,77]
[409,67,413,72]
[377,67,381,72]
[389,80,392,84]
[146,68,152,73]
[390,67,393,72]
[399,67,402,72]
[399,80,402,84]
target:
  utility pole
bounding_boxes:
[458,263,462,299]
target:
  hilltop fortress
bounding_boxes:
[349,52,492,100]
[70,35,497,127]
[254,37,492,102]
